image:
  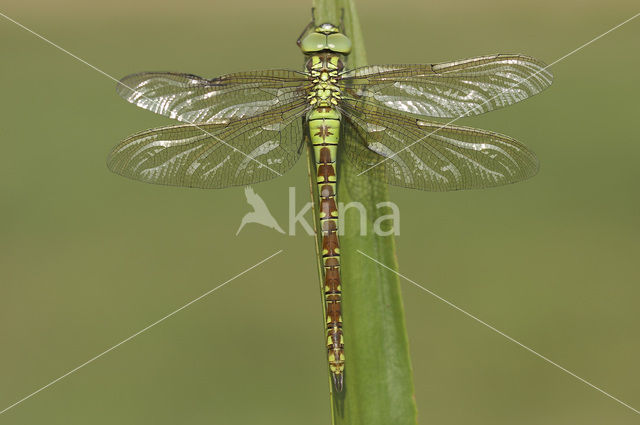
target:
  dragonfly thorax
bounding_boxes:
[306,53,343,107]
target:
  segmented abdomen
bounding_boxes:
[308,105,345,391]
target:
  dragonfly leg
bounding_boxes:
[296,19,315,47]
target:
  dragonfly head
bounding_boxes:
[298,23,352,55]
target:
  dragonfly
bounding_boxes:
[108,18,552,392]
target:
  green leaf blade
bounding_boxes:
[308,2,418,424]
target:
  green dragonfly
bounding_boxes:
[108,19,552,391]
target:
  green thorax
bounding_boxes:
[306,53,344,110]
[298,22,350,112]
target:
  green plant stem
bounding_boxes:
[306,1,418,424]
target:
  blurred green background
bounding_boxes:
[1,0,638,424]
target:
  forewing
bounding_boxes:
[340,103,539,191]
[340,55,552,118]
[117,70,309,122]
[108,102,308,188]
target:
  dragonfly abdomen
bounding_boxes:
[308,102,345,391]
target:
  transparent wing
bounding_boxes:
[108,102,308,188]
[340,55,552,118]
[117,70,309,122]
[340,103,539,191]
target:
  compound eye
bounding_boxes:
[300,33,327,53]
[327,34,352,54]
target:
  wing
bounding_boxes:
[117,70,309,122]
[340,55,552,118]
[340,103,538,191]
[108,102,308,188]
